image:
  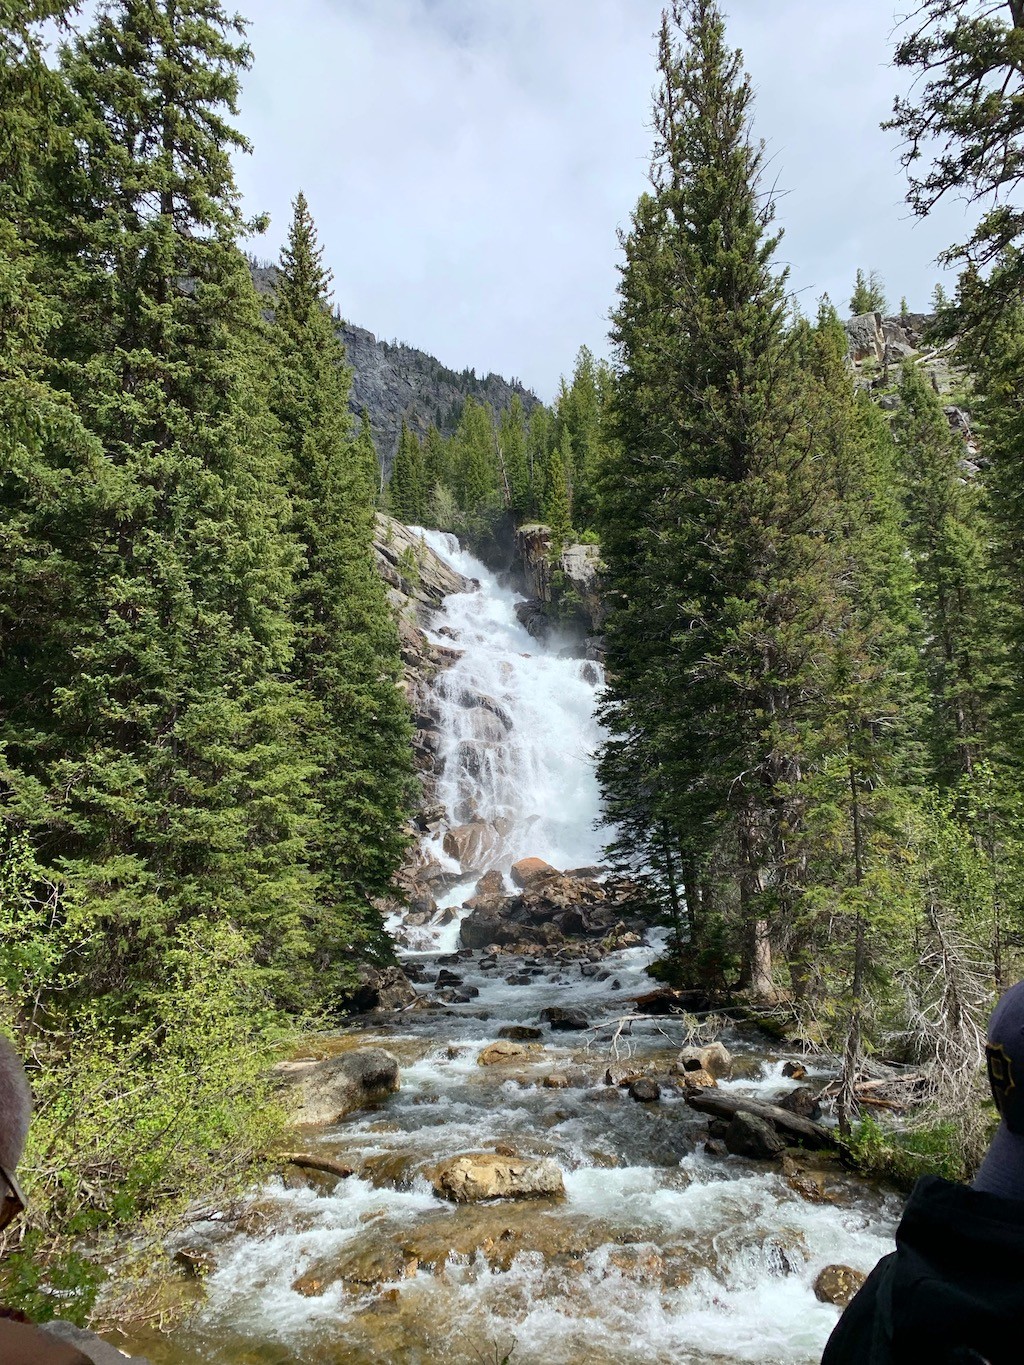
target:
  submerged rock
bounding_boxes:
[432,1152,565,1202]
[498,1024,543,1042]
[274,1049,400,1125]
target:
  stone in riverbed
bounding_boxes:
[511,857,558,888]
[477,1040,542,1066]
[814,1264,866,1307]
[628,1078,661,1103]
[499,1025,543,1041]
[432,1152,565,1202]
[340,964,417,1013]
[677,1041,733,1078]
[724,1111,785,1159]
[540,1006,589,1031]
[443,820,501,872]
[775,1085,822,1120]
[273,1049,399,1126]
[476,869,506,896]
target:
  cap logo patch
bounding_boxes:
[986,1042,1015,1118]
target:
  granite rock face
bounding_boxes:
[251,264,539,470]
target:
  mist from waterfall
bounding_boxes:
[418,529,609,873]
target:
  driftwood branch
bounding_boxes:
[276,1153,354,1179]
[685,1090,835,1148]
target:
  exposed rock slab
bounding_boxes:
[432,1152,565,1202]
[275,1049,400,1125]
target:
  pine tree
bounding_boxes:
[498,395,530,514]
[542,428,573,555]
[31,0,316,1004]
[891,361,996,785]
[555,345,608,528]
[451,396,500,524]
[388,420,427,524]
[850,268,887,315]
[599,0,813,996]
[270,193,415,979]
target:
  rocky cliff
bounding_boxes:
[251,264,539,470]
[512,523,606,660]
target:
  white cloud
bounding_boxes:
[222,1,975,399]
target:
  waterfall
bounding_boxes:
[418,529,608,872]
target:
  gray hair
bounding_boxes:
[0,1033,32,1171]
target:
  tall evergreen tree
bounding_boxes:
[26,0,316,1004]
[388,420,427,524]
[599,0,813,996]
[542,428,573,555]
[498,395,530,514]
[270,193,415,978]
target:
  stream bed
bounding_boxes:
[119,534,901,1364]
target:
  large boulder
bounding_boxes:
[275,1050,400,1125]
[677,1042,733,1078]
[511,857,558,888]
[724,1111,785,1159]
[844,311,884,363]
[444,821,501,872]
[432,1152,565,1202]
[341,964,417,1013]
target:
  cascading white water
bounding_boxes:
[418,529,608,872]
[123,530,901,1365]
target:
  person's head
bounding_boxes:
[973,980,1024,1201]
[0,1033,31,1232]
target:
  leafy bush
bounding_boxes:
[0,833,289,1324]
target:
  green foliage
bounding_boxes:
[845,1113,991,1189]
[850,267,887,315]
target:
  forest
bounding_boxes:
[4,0,1024,1336]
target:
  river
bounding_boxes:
[122,533,899,1365]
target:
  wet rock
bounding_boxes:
[174,1246,215,1278]
[435,968,461,987]
[443,820,501,872]
[507,972,533,986]
[274,1049,400,1125]
[605,1244,664,1282]
[543,1073,570,1089]
[498,1025,543,1042]
[540,1006,589,1031]
[782,1060,807,1079]
[476,869,506,896]
[775,1085,822,1120]
[680,1067,717,1092]
[432,1152,565,1202]
[724,1111,785,1159]
[704,1138,729,1158]
[628,1078,661,1103]
[340,964,417,1013]
[814,1264,867,1308]
[477,1040,542,1066]
[459,910,513,950]
[293,1239,418,1296]
[677,1041,733,1078]
[511,857,558,888]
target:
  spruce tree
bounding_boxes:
[270,193,415,979]
[498,395,530,514]
[599,0,811,995]
[543,428,573,555]
[849,268,887,315]
[388,420,427,524]
[32,0,316,1004]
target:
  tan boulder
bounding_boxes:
[432,1152,565,1202]
[476,869,506,896]
[813,1264,866,1308]
[273,1049,399,1125]
[443,821,501,872]
[676,1041,733,1079]
[477,1040,542,1066]
[511,857,558,888]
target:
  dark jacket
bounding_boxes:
[822,1174,1024,1365]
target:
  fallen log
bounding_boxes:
[685,1090,835,1148]
[276,1152,354,1179]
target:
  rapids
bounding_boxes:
[121,534,900,1365]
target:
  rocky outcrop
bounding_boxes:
[274,1049,400,1125]
[458,868,641,953]
[432,1152,565,1202]
[251,264,539,471]
[514,523,606,645]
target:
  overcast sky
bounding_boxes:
[230,0,975,402]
